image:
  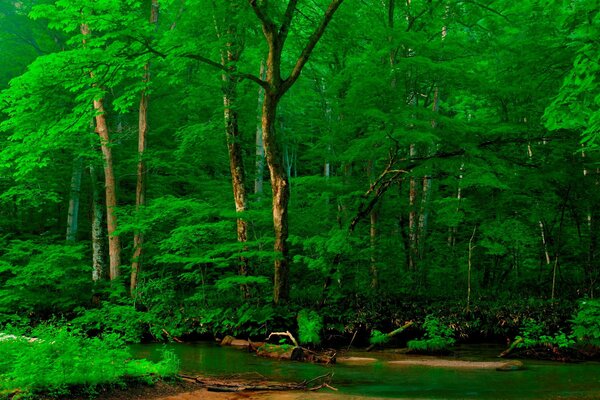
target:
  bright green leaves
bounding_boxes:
[0,240,91,314]
[0,326,178,396]
[545,1,600,147]
[297,309,323,346]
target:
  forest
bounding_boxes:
[1,0,600,398]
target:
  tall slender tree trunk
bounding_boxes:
[131,0,159,296]
[94,97,121,280]
[90,163,105,281]
[370,207,378,288]
[81,23,121,280]
[255,60,266,195]
[215,2,251,297]
[223,57,250,297]
[66,157,83,242]
[130,88,148,294]
[408,145,418,271]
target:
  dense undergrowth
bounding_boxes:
[0,326,178,399]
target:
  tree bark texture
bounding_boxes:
[93,97,121,280]
[255,60,266,195]
[90,164,105,281]
[262,92,290,303]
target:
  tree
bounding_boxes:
[248,0,345,303]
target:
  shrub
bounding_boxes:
[515,318,574,349]
[407,315,455,353]
[571,299,600,347]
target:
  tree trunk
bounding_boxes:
[262,92,290,304]
[131,0,159,296]
[66,157,83,242]
[370,208,378,288]
[223,61,250,297]
[81,22,121,280]
[408,160,418,271]
[131,86,148,294]
[90,163,105,281]
[255,60,266,195]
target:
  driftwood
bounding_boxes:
[162,329,183,343]
[256,343,336,364]
[267,331,299,347]
[178,372,336,392]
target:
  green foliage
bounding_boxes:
[571,299,600,347]
[297,309,323,346]
[0,325,178,398]
[72,303,150,343]
[369,329,389,345]
[407,315,455,353]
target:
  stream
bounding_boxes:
[130,342,600,399]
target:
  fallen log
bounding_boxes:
[367,321,414,351]
[499,337,524,358]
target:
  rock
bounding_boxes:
[496,360,525,372]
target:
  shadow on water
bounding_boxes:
[130,342,600,399]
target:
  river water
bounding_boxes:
[130,342,600,399]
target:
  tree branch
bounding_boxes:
[279,0,299,44]
[281,0,345,94]
[248,0,276,35]
[459,0,511,22]
[184,53,268,89]
[125,35,268,89]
